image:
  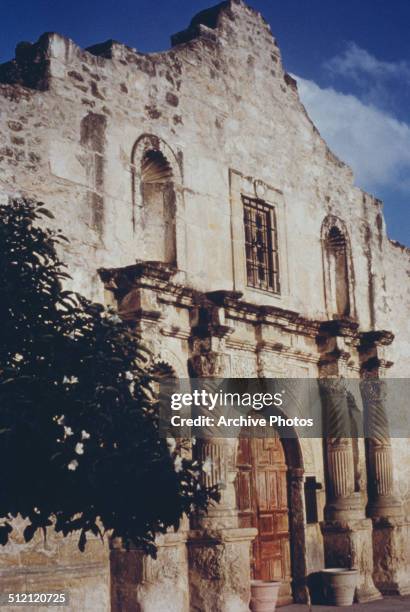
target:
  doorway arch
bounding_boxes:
[235,424,307,604]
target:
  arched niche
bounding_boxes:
[321,216,355,319]
[131,135,186,271]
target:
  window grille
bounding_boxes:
[243,196,280,294]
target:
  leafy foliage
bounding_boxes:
[0,198,218,554]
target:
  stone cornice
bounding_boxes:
[98,261,178,292]
[318,318,360,338]
[98,262,394,353]
[359,330,395,349]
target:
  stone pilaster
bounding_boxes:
[360,331,410,595]
[318,321,381,603]
[187,527,257,612]
[187,291,257,612]
[100,262,192,611]
[320,519,381,603]
[370,518,410,596]
[110,531,190,612]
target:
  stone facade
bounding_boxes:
[0,1,409,610]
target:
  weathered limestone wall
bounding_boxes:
[382,241,410,513]
[0,522,109,612]
[383,241,410,375]
[0,0,403,332]
[0,0,409,608]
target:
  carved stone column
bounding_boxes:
[320,378,363,522]
[100,263,191,612]
[318,321,381,603]
[360,331,410,595]
[194,437,239,530]
[188,434,256,612]
[187,291,257,612]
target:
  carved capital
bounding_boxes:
[359,330,394,376]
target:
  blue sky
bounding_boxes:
[1,0,409,245]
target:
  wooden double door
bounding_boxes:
[235,435,293,606]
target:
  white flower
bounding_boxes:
[64,426,73,437]
[202,457,213,475]
[63,375,79,385]
[108,314,122,324]
[166,437,176,454]
[125,371,134,381]
[75,443,84,455]
[174,455,183,473]
[68,460,78,471]
[81,430,90,440]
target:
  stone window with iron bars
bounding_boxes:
[243,195,281,294]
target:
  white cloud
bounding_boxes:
[323,43,410,114]
[295,75,410,194]
[325,42,410,83]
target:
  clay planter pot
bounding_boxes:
[321,568,358,606]
[250,580,281,612]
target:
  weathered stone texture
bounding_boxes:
[110,532,190,612]
[0,519,110,611]
[0,1,392,317]
[0,0,409,609]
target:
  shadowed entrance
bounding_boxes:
[235,422,307,606]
